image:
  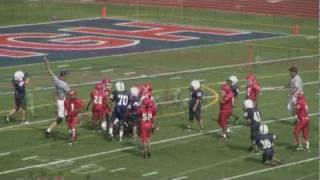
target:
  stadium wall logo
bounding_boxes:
[0,18,282,67]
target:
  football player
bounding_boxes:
[139,83,153,101]
[287,66,303,115]
[293,92,310,151]
[109,81,130,141]
[138,97,157,159]
[187,80,204,132]
[257,124,280,166]
[229,75,240,124]
[129,86,141,138]
[246,74,261,106]
[243,99,261,153]
[101,78,112,128]
[64,90,83,145]
[6,71,30,124]
[86,83,107,132]
[218,79,234,138]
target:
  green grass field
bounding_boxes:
[0,0,319,180]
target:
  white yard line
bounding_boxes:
[221,157,319,180]
[295,172,319,180]
[110,167,126,173]
[170,76,182,80]
[172,176,188,180]
[0,54,317,96]
[80,164,96,168]
[100,69,114,73]
[21,155,38,161]
[0,152,11,157]
[124,72,137,75]
[57,64,70,68]
[0,113,318,175]
[79,66,92,70]
[142,171,159,177]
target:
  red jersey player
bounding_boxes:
[246,74,261,106]
[64,90,82,145]
[139,83,153,101]
[101,78,112,127]
[294,92,310,151]
[138,98,157,159]
[218,81,234,139]
[86,83,107,132]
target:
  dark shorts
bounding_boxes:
[189,107,201,121]
[250,123,260,143]
[15,95,26,110]
[112,107,128,125]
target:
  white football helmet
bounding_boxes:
[115,81,125,91]
[243,99,254,109]
[259,124,269,135]
[130,86,140,97]
[101,121,107,131]
[191,80,200,90]
[228,75,238,85]
[14,71,24,81]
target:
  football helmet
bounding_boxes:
[115,81,125,91]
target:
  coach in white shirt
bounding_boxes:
[287,66,303,115]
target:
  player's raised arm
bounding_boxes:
[44,57,54,77]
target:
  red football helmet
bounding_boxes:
[101,78,112,90]
[145,83,153,92]
[95,83,103,91]
[222,83,231,92]
[296,92,305,101]
[246,74,257,85]
[68,89,77,99]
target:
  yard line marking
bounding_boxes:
[295,172,319,180]
[0,54,316,95]
[0,152,11,157]
[57,64,70,68]
[142,171,159,177]
[172,176,188,180]
[21,155,38,161]
[222,157,320,180]
[80,164,96,168]
[110,167,126,173]
[100,69,114,73]
[170,76,182,80]
[79,66,92,70]
[0,113,318,175]
[124,72,137,75]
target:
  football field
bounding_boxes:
[0,1,318,180]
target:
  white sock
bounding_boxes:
[109,128,113,136]
[306,141,310,149]
[119,130,124,140]
[47,128,51,133]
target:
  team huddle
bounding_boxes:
[7,59,310,161]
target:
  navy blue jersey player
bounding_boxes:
[228,75,240,124]
[187,80,204,132]
[129,86,141,138]
[6,71,30,124]
[109,81,130,141]
[243,99,261,153]
[257,124,280,166]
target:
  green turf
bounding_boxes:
[0,1,318,180]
